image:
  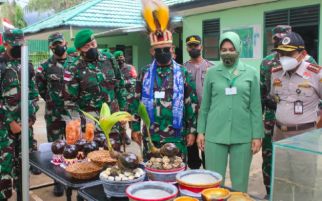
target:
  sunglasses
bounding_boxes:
[154,47,171,54]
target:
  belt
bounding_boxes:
[276,121,316,132]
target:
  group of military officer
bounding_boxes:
[0,21,321,200]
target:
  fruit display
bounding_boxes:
[51,140,66,164]
[63,144,79,166]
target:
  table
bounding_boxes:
[78,183,264,201]
[29,151,102,201]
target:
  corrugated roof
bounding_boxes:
[23,0,195,34]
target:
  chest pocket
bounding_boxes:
[79,69,101,95]
[47,66,63,91]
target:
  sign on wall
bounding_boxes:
[223,25,261,59]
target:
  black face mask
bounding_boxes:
[154,47,172,65]
[52,45,67,57]
[117,59,125,66]
[82,48,98,61]
[188,48,201,59]
[10,46,22,59]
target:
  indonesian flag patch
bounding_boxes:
[37,66,43,73]
[64,70,72,81]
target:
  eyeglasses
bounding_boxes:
[154,47,171,54]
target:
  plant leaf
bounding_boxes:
[138,102,150,128]
[80,110,99,124]
[100,103,111,120]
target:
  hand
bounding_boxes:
[185,134,195,147]
[252,139,262,155]
[196,133,205,151]
[10,121,21,134]
[131,131,142,146]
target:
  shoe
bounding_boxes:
[30,166,41,175]
[53,182,64,197]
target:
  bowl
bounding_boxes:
[227,192,254,201]
[174,196,199,201]
[126,181,178,201]
[100,170,146,198]
[145,165,186,183]
[176,170,223,195]
[201,188,231,201]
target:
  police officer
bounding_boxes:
[0,29,39,201]
[260,25,317,198]
[270,31,322,201]
[64,29,126,151]
[184,35,213,169]
[36,32,69,196]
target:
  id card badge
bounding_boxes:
[154,91,165,99]
[225,87,237,96]
[294,100,303,115]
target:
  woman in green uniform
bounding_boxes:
[196,32,264,192]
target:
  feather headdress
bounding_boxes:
[141,0,173,46]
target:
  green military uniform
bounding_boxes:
[36,33,71,142]
[260,25,317,195]
[0,29,39,200]
[63,29,126,151]
[131,61,198,156]
[114,51,137,112]
[198,32,264,192]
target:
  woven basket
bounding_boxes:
[65,161,102,180]
[87,150,117,167]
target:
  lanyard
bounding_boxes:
[155,73,169,91]
[227,76,238,88]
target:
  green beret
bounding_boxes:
[67,47,77,54]
[113,50,124,59]
[100,49,114,59]
[74,29,94,49]
[0,45,5,53]
[3,29,24,46]
[48,32,64,45]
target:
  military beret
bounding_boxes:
[0,45,5,53]
[67,47,77,54]
[74,29,95,49]
[3,29,24,46]
[272,25,292,39]
[48,32,64,45]
[113,50,124,58]
[275,32,305,52]
[186,35,201,45]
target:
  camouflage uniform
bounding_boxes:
[260,50,316,195]
[120,63,137,111]
[131,62,198,158]
[0,29,39,200]
[64,52,126,150]
[36,56,72,142]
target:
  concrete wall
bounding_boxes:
[182,0,322,68]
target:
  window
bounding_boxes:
[203,18,220,61]
[264,5,320,61]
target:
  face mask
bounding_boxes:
[82,48,98,61]
[10,46,22,59]
[155,52,172,65]
[52,45,67,57]
[188,49,201,59]
[118,59,125,65]
[280,56,301,71]
[220,51,238,67]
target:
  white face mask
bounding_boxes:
[280,56,301,71]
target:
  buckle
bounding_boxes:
[281,125,288,132]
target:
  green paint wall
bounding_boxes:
[96,31,180,69]
[182,0,322,69]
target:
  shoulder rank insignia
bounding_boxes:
[271,66,283,73]
[307,64,321,74]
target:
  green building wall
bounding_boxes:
[182,0,322,68]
